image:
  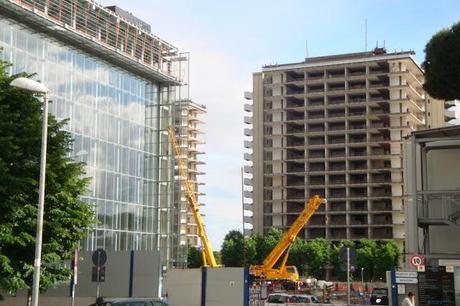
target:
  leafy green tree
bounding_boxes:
[423,21,460,100]
[356,239,378,281]
[302,238,331,279]
[187,246,202,268]
[255,228,282,263]
[286,238,308,276]
[330,240,355,281]
[374,240,400,280]
[0,56,95,294]
[221,230,244,267]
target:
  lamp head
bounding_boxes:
[10,77,49,94]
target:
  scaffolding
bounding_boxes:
[1,0,180,83]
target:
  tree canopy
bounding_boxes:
[0,55,95,294]
[220,229,400,281]
[423,21,460,100]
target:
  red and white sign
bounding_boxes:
[409,254,425,268]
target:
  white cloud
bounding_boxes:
[97,0,254,248]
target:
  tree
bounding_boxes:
[221,230,246,267]
[187,246,202,268]
[302,238,331,279]
[373,240,400,280]
[423,21,460,100]
[356,239,378,281]
[286,238,308,276]
[330,240,355,281]
[0,56,95,295]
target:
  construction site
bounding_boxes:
[0,1,459,306]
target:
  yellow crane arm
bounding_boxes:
[262,195,326,269]
[168,126,218,267]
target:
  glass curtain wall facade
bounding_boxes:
[0,19,175,264]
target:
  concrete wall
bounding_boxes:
[166,268,248,306]
[166,269,202,306]
[205,268,246,306]
[0,250,161,306]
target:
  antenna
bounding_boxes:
[306,40,309,58]
[365,18,368,51]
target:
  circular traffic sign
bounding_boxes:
[92,248,107,267]
[409,254,424,268]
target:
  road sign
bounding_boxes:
[397,284,406,294]
[396,277,418,284]
[92,248,107,267]
[339,247,356,263]
[92,266,106,282]
[395,271,417,278]
[409,254,424,268]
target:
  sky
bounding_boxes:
[99,0,460,248]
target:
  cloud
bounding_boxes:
[96,0,252,248]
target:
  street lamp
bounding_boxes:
[10,77,50,306]
[361,267,364,293]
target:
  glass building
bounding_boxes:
[0,0,184,266]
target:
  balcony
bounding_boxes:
[330,214,347,225]
[351,201,367,211]
[329,124,345,131]
[308,124,325,132]
[329,201,346,212]
[286,84,305,95]
[372,200,392,211]
[309,177,325,186]
[329,149,345,158]
[308,98,325,107]
[371,228,392,239]
[309,163,326,172]
[372,214,392,225]
[328,136,346,144]
[308,137,325,145]
[330,175,346,185]
[308,149,325,158]
[308,111,325,119]
[286,71,305,82]
[307,71,324,79]
[350,215,368,225]
[329,228,347,239]
[416,191,460,230]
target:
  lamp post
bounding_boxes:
[361,267,364,293]
[10,77,50,306]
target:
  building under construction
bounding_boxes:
[244,49,446,248]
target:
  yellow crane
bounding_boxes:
[168,126,218,268]
[250,195,326,282]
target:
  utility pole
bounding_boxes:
[347,247,351,306]
[241,167,247,266]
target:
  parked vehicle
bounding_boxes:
[290,294,320,303]
[266,293,291,305]
[89,297,167,306]
[370,288,389,305]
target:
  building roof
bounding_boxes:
[263,48,420,72]
[0,0,181,85]
[411,125,460,140]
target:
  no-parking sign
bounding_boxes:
[409,254,425,268]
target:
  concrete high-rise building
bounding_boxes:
[0,0,187,267]
[172,99,206,267]
[243,49,445,247]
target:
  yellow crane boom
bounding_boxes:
[168,126,218,268]
[250,195,326,281]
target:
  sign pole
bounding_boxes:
[96,252,100,299]
[71,249,78,306]
[347,247,350,306]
